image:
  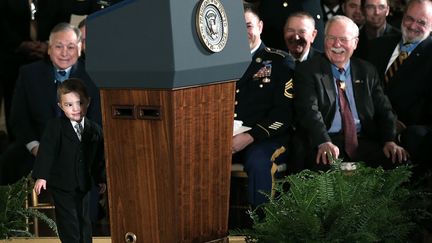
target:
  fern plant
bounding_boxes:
[232,160,432,243]
[0,175,57,239]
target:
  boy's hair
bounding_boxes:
[57,78,90,104]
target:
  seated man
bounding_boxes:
[0,23,101,185]
[249,0,325,52]
[283,12,321,66]
[233,5,294,208]
[366,0,432,176]
[293,15,408,171]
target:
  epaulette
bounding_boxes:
[264,47,287,58]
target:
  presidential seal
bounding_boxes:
[195,0,228,53]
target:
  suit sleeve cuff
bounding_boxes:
[26,141,40,153]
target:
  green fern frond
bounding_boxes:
[236,163,432,242]
[0,175,57,239]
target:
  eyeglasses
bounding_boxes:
[403,15,429,29]
[325,35,358,44]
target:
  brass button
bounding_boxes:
[235,101,238,105]
[234,113,237,118]
[236,89,240,93]
[317,14,321,20]
[259,84,264,88]
[283,2,288,7]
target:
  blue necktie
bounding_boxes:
[55,70,67,117]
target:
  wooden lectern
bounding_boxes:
[86,0,250,242]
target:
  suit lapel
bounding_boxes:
[62,118,81,143]
[379,36,400,76]
[45,62,59,115]
[398,37,432,74]
[350,59,366,122]
[319,58,336,107]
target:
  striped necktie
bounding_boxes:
[75,123,83,141]
[384,43,410,83]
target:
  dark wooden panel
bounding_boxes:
[100,81,235,243]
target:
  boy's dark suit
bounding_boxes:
[33,117,104,243]
[294,53,397,169]
[0,58,101,185]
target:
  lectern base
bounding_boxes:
[100,81,236,243]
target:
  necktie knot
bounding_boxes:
[58,70,66,76]
[338,68,345,74]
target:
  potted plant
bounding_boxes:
[0,175,57,239]
[232,160,432,242]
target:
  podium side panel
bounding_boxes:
[101,81,235,243]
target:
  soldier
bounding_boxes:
[233,4,294,208]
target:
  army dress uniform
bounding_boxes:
[233,42,294,207]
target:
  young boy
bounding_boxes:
[33,78,104,243]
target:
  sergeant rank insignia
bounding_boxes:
[195,0,229,53]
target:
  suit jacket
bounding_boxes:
[236,42,294,142]
[32,117,104,191]
[367,35,432,126]
[10,58,102,146]
[354,23,400,59]
[294,53,396,147]
[292,47,322,68]
[256,0,325,52]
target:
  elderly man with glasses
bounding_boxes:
[293,15,408,171]
[366,0,432,179]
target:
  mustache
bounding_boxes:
[287,36,307,45]
[331,47,345,53]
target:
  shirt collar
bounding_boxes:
[70,118,85,130]
[331,61,351,82]
[250,40,262,55]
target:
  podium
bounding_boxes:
[86,0,250,242]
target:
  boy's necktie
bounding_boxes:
[75,123,83,141]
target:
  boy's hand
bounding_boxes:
[98,183,107,194]
[31,145,39,157]
[34,179,47,195]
